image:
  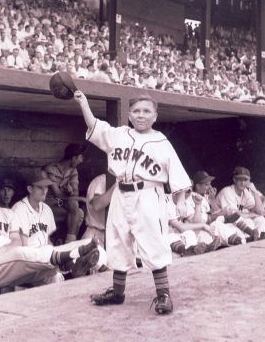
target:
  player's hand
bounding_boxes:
[192,193,203,205]
[208,186,217,200]
[74,90,86,104]
[247,182,259,194]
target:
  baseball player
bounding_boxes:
[74,90,191,315]
[0,207,100,289]
[192,170,246,246]
[0,168,101,289]
[82,173,116,247]
[216,166,265,241]
[166,190,209,256]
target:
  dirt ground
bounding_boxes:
[1,240,265,342]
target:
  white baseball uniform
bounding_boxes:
[216,185,265,235]
[87,119,191,272]
[166,194,198,248]
[167,192,245,247]
[0,206,61,288]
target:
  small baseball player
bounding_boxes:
[216,166,265,241]
[74,90,191,314]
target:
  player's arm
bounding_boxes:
[91,183,116,211]
[169,219,212,234]
[8,231,22,247]
[74,90,96,132]
[247,182,264,216]
[191,193,205,223]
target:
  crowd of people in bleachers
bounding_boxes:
[0,0,264,104]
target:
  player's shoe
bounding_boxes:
[70,238,100,278]
[90,288,125,305]
[151,293,173,315]
[206,236,222,252]
[171,241,186,256]
[259,232,265,240]
[193,242,208,255]
[184,243,207,256]
[246,228,259,242]
[228,234,242,245]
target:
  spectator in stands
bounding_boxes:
[7,47,24,69]
[44,143,86,244]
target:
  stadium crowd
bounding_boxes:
[0,0,264,103]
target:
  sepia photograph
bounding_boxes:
[0,0,265,341]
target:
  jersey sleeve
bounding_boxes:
[86,119,120,153]
[167,142,191,193]
[45,164,61,183]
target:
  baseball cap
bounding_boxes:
[0,178,16,190]
[192,171,215,185]
[26,168,53,187]
[64,143,86,160]
[233,166,250,179]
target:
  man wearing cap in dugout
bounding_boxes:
[0,178,16,208]
[44,143,86,243]
[216,166,265,241]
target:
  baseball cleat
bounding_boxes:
[71,239,100,277]
[193,242,208,255]
[228,234,242,245]
[206,236,222,252]
[90,288,125,305]
[152,293,173,315]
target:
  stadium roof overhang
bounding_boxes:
[0,69,264,123]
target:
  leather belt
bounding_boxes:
[118,181,144,192]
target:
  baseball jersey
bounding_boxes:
[85,174,106,230]
[216,185,255,214]
[12,197,56,247]
[0,208,20,248]
[45,162,79,199]
[87,120,191,193]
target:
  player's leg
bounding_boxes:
[131,187,173,314]
[52,238,100,277]
[233,217,259,241]
[252,216,265,238]
[91,189,135,305]
[65,198,84,243]
[0,245,56,288]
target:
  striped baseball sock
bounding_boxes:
[170,241,185,255]
[50,250,72,266]
[235,219,253,235]
[113,270,127,295]
[152,267,170,297]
